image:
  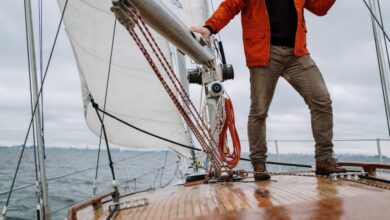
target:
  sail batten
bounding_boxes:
[58,0,208,158]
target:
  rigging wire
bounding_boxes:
[91,97,120,201]
[2,0,45,214]
[362,0,390,42]
[90,102,313,168]
[94,18,117,196]
[375,0,390,74]
[377,4,390,66]
[25,0,38,183]
[209,0,222,41]
[38,0,46,157]
[26,1,40,212]
[7,0,390,216]
[0,152,152,198]
[1,0,69,215]
[125,9,225,171]
[50,160,178,216]
[372,0,390,137]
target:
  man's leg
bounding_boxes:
[248,46,283,179]
[283,54,346,174]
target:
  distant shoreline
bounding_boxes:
[1,146,388,158]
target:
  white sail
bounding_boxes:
[163,0,209,27]
[58,0,208,158]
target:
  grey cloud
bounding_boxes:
[1,0,390,155]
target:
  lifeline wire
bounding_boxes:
[0,152,152,198]
[50,161,177,216]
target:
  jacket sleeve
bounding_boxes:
[305,0,336,16]
[205,0,246,33]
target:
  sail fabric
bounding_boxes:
[163,0,209,28]
[57,0,208,158]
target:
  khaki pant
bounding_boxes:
[248,45,334,162]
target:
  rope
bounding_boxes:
[132,14,223,163]
[89,100,314,169]
[90,100,195,151]
[91,97,119,200]
[94,18,117,196]
[217,98,241,169]
[124,8,224,172]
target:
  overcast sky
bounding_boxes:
[1,0,390,156]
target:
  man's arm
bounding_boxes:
[204,0,246,34]
[305,0,336,16]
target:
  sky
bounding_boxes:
[1,0,390,156]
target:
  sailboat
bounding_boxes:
[1,0,390,219]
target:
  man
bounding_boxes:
[192,0,346,180]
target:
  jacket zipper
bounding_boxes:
[264,0,271,65]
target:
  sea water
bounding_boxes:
[0,147,388,219]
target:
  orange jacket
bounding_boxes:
[205,0,336,67]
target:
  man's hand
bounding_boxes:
[191,26,211,41]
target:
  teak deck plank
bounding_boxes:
[183,187,193,218]
[73,174,390,220]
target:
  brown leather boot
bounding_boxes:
[252,161,271,181]
[315,158,346,176]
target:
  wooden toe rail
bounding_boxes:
[67,190,116,220]
[337,162,390,176]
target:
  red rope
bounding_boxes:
[217,98,241,169]
[121,8,243,173]
[124,11,224,171]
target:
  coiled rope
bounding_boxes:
[217,98,241,169]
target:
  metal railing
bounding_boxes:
[240,138,390,172]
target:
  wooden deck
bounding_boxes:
[73,173,390,220]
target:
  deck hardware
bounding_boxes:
[111,0,136,29]
[109,198,149,212]
[330,172,366,181]
[337,162,390,176]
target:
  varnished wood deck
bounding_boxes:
[73,174,390,220]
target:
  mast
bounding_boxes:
[368,0,390,137]
[176,0,210,164]
[175,51,197,161]
[25,0,51,219]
